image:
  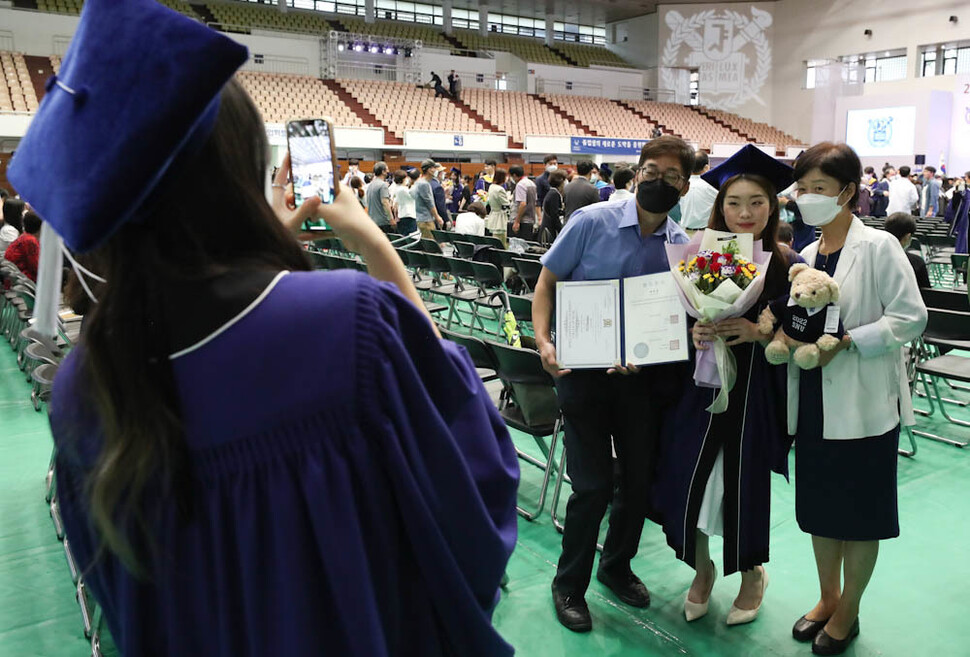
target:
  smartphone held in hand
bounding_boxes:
[286,117,337,230]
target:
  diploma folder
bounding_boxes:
[556,272,689,370]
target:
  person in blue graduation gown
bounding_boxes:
[8,1,519,655]
[653,145,800,626]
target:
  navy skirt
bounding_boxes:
[794,367,900,541]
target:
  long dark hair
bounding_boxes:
[708,173,790,300]
[80,78,311,570]
[2,198,25,232]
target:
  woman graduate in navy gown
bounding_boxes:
[654,145,800,626]
[8,1,519,655]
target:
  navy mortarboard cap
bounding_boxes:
[599,163,612,178]
[701,144,793,194]
[450,167,461,175]
[8,0,248,253]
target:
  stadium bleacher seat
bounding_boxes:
[461,88,588,145]
[206,2,332,35]
[541,94,656,140]
[550,41,634,68]
[699,106,806,151]
[338,79,488,140]
[622,101,747,151]
[236,71,367,127]
[0,52,38,113]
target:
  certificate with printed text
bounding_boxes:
[556,274,688,370]
[622,273,689,366]
[556,280,621,369]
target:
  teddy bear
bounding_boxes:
[757,263,845,369]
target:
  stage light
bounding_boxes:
[353,42,364,52]
[384,46,395,55]
[337,42,345,52]
[370,44,380,54]
[404,47,412,58]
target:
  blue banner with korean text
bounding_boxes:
[570,137,649,155]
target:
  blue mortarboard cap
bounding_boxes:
[701,144,793,194]
[8,0,248,253]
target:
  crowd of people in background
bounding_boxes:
[350,152,970,260]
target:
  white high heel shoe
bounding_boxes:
[684,561,717,622]
[726,567,769,626]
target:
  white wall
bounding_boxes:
[420,48,496,82]
[0,7,78,55]
[770,0,970,144]
[493,51,528,92]
[403,130,509,151]
[0,112,31,140]
[235,31,321,77]
[527,62,645,98]
[657,2,776,125]
[606,12,659,69]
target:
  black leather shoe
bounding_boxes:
[812,618,860,655]
[792,615,830,642]
[596,569,651,608]
[551,582,592,633]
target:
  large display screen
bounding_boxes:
[845,106,917,157]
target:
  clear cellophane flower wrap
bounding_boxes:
[665,229,772,414]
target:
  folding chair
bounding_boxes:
[452,240,476,259]
[912,309,970,447]
[444,256,487,331]
[512,257,542,292]
[439,327,500,384]
[920,288,970,312]
[420,238,444,255]
[490,341,564,521]
[431,229,454,245]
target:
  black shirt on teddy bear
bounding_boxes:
[769,298,846,343]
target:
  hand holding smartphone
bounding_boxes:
[286,118,337,232]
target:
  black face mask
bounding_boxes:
[636,179,682,214]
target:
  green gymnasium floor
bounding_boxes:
[2,338,969,656]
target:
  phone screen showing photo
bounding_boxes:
[287,119,336,208]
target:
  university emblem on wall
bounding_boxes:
[662,7,772,110]
[866,117,893,148]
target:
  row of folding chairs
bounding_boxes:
[0,259,103,655]
[907,290,970,450]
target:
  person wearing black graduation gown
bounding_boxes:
[654,145,800,627]
[8,2,520,655]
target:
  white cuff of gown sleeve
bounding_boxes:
[846,322,890,359]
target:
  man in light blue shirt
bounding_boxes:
[533,136,692,634]
[919,166,941,217]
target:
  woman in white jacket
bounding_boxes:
[787,143,927,656]
[485,168,512,247]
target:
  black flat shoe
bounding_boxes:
[552,582,592,633]
[812,618,860,656]
[596,568,651,608]
[793,615,830,642]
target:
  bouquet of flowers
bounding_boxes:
[665,229,772,413]
[475,188,489,205]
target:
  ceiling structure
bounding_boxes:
[447,0,767,26]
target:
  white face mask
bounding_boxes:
[546,164,557,173]
[796,186,848,227]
